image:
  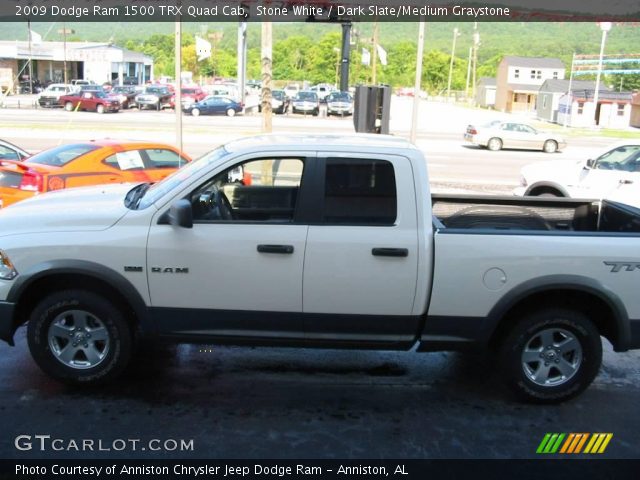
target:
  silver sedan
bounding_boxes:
[464,121,566,153]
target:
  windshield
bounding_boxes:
[328,92,351,101]
[272,91,285,100]
[24,144,99,167]
[182,89,197,95]
[146,87,168,95]
[296,92,317,101]
[135,146,232,209]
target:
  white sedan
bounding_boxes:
[464,121,566,153]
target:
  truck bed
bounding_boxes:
[432,195,640,233]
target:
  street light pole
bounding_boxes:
[410,19,425,144]
[592,22,612,127]
[446,27,460,102]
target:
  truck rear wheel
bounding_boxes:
[499,307,602,403]
[27,290,133,385]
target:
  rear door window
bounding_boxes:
[322,158,397,225]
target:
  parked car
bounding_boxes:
[284,84,300,100]
[1,134,639,405]
[37,84,74,107]
[70,79,96,93]
[180,87,207,109]
[310,83,334,102]
[135,86,173,110]
[514,142,640,207]
[464,121,566,153]
[291,91,319,116]
[59,90,120,114]
[111,86,138,109]
[0,139,29,162]
[0,140,191,208]
[326,91,353,116]
[257,90,289,114]
[184,96,243,117]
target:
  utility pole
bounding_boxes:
[465,46,472,98]
[371,21,379,84]
[410,20,426,144]
[471,25,480,103]
[261,21,273,133]
[446,27,459,102]
[563,53,575,129]
[57,24,75,85]
[174,15,182,154]
[237,22,247,106]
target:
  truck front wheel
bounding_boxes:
[499,307,602,404]
[27,290,133,385]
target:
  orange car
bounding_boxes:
[0,140,191,208]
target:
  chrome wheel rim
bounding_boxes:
[47,309,110,370]
[521,327,582,387]
[488,138,501,150]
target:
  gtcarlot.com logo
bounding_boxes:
[536,433,613,454]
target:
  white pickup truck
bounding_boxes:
[1,135,639,403]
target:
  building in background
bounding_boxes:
[536,79,607,124]
[475,77,496,108]
[0,40,153,91]
[557,89,633,128]
[495,56,565,113]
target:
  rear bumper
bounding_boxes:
[0,301,16,346]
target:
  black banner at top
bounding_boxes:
[3,0,640,22]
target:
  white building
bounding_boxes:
[557,89,633,129]
[0,40,153,91]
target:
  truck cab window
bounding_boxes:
[323,158,397,225]
[190,158,304,223]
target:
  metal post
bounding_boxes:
[563,53,575,128]
[175,17,182,155]
[446,28,459,102]
[592,22,611,127]
[261,21,273,133]
[340,23,351,92]
[410,20,425,144]
[27,21,34,95]
[63,23,68,85]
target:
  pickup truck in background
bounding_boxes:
[60,90,121,114]
[514,141,640,208]
[0,135,639,403]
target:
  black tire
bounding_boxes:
[96,104,105,114]
[27,290,133,386]
[499,307,602,404]
[64,102,74,112]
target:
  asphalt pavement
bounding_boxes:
[1,328,639,459]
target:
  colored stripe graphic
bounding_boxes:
[539,433,613,454]
[537,433,565,454]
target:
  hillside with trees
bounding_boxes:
[4,22,640,91]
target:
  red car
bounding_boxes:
[181,87,207,107]
[60,90,120,113]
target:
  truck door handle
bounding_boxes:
[257,244,294,254]
[372,248,408,257]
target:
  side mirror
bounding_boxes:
[162,199,193,228]
[586,159,596,169]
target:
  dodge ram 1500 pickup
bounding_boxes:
[0,134,639,403]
